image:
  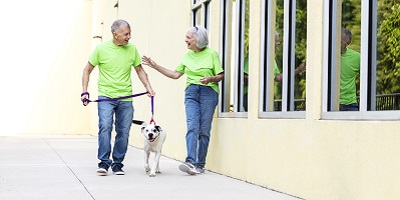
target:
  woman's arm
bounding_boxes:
[142,56,183,79]
[200,72,224,85]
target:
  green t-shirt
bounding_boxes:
[243,58,280,95]
[176,47,224,93]
[274,59,281,76]
[88,40,142,101]
[340,48,360,105]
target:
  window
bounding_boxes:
[323,0,400,120]
[219,0,249,116]
[191,0,211,29]
[259,0,307,118]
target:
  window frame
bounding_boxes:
[191,0,211,29]
[218,0,248,118]
[322,0,400,120]
[259,0,306,119]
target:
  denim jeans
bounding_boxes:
[340,103,359,111]
[184,85,218,168]
[97,96,133,169]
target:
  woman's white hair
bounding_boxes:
[188,26,209,49]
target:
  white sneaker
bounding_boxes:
[97,168,108,176]
[178,162,199,175]
[196,167,205,174]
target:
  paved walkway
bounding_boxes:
[0,134,302,200]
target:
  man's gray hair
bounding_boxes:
[341,28,353,42]
[188,26,209,49]
[111,19,131,33]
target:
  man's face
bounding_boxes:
[113,26,131,46]
[341,33,350,50]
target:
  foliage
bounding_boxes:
[377,3,400,93]
[240,0,400,100]
[275,0,307,99]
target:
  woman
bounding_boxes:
[142,26,224,175]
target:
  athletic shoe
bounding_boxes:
[178,162,199,175]
[196,166,205,174]
[97,162,109,176]
[112,165,125,175]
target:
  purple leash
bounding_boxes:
[81,92,149,106]
[81,91,156,124]
[150,96,155,124]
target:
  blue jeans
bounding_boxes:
[340,103,359,111]
[184,85,218,168]
[97,96,133,169]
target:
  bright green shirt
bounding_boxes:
[340,48,360,105]
[88,40,141,101]
[274,59,281,76]
[243,58,280,95]
[176,47,224,93]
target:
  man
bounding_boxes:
[340,28,360,111]
[81,19,155,175]
[242,31,305,111]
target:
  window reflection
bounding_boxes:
[375,0,400,111]
[242,0,250,112]
[272,0,307,112]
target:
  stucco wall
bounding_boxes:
[5,0,400,199]
[1,0,92,135]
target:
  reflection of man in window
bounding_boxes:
[243,32,305,111]
[340,28,360,111]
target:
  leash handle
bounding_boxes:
[81,92,90,106]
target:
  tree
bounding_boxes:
[377,3,400,94]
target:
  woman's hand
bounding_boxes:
[142,56,157,69]
[200,76,212,84]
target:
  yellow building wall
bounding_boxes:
[1,0,92,135]
[5,0,400,200]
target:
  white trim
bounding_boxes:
[323,111,400,120]
[282,0,290,112]
[259,111,305,119]
[322,0,330,112]
[259,0,271,113]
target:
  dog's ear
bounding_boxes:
[132,120,145,126]
[155,125,162,132]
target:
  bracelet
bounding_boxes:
[81,92,89,97]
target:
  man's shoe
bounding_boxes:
[178,162,199,175]
[112,165,125,175]
[97,162,109,176]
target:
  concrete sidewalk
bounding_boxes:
[0,134,302,200]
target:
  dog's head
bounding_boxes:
[132,120,162,142]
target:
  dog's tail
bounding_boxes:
[132,120,145,125]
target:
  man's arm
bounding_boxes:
[81,62,95,105]
[135,64,155,96]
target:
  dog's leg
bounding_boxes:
[156,152,161,174]
[151,151,162,176]
[144,147,151,174]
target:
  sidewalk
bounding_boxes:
[0,134,302,200]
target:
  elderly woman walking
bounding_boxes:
[142,26,224,175]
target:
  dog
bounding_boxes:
[132,120,166,177]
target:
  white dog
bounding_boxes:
[132,120,166,177]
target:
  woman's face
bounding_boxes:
[185,31,198,51]
[275,35,281,48]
